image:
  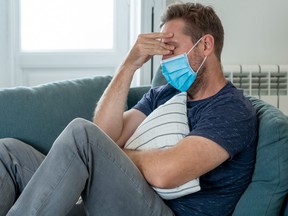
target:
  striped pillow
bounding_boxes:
[125,92,200,199]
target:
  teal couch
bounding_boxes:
[0,71,287,215]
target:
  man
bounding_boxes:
[1,2,257,216]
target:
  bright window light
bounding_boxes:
[20,0,114,51]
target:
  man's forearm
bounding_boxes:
[93,32,174,142]
[93,64,135,142]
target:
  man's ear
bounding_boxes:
[203,34,214,56]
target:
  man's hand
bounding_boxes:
[122,32,175,71]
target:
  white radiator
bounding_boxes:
[223,64,288,115]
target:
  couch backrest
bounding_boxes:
[152,67,288,215]
[0,76,112,154]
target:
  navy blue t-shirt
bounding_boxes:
[133,82,258,216]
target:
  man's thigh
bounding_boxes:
[73,119,175,216]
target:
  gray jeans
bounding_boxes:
[0,118,174,216]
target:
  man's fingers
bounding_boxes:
[137,33,175,52]
[139,32,174,40]
[141,45,173,56]
[124,32,174,69]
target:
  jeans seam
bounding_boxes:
[33,152,78,215]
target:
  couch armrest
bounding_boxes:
[233,96,288,215]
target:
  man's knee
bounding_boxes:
[69,118,91,127]
[60,118,99,146]
[0,138,24,145]
[0,138,44,164]
[65,118,113,149]
[67,118,102,135]
[0,138,28,152]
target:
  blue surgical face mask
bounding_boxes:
[161,37,207,92]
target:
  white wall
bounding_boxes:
[164,0,288,114]
[166,0,288,65]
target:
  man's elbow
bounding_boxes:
[148,172,178,189]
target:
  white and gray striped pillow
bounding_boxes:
[125,92,200,199]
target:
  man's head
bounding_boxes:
[160,2,224,62]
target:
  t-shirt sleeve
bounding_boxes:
[188,95,257,159]
[133,84,179,116]
[133,88,155,116]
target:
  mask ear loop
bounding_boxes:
[196,56,207,73]
[187,36,204,55]
[186,36,206,74]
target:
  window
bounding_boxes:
[20,0,114,51]
[1,0,159,87]
[9,0,130,86]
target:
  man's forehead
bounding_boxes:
[160,20,187,37]
[162,25,191,42]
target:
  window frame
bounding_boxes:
[1,0,165,87]
[10,0,130,85]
